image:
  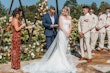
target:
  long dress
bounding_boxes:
[11,21,21,70]
[22,16,77,73]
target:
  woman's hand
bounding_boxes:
[65,32,70,38]
[21,23,26,28]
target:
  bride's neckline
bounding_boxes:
[62,15,70,21]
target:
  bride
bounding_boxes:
[22,6,77,73]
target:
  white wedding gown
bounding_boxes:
[22,16,77,73]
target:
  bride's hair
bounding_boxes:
[62,6,70,15]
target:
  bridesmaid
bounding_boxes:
[11,8,25,71]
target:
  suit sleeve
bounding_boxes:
[103,15,107,26]
[78,16,82,32]
[89,16,93,30]
[42,15,51,29]
[93,16,98,28]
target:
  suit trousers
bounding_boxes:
[90,32,98,50]
[46,35,56,50]
[80,34,92,59]
[107,30,110,49]
[99,32,105,49]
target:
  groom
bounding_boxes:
[42,6,59,50]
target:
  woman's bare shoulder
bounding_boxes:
[68,16,72,20]
[12,18,18,25]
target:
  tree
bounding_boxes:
[99,1,110,13]
[24,5,38,22]
[90,2,98,15]
[64,0,78,7]
[0,1,7,17]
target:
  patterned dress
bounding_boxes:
[11,21,21,70]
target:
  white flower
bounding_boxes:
[0,55,2,59]
[33,43,36,46]
[9,16,12,22]
[32,45,36,48]
[29,44,31,47]
[46,6,48,9]
[4,16,7,19]
[40,13,43,16]
[37,20,42,24]
[42,2,45,5]
[39,4,41,6]
[41,49,43,52]
[3,20,6,22]
[40,7,43,10]
[3,53,6,56]
[36,41,40,45]
[31,52,35,58]
[8,53,10,56]
[43,12,46,15]
[25,48,28,50]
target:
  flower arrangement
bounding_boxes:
[0,0,79,64]
[36,0,48,19]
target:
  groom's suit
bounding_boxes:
[78,13,92,59]
[42,13,58,50]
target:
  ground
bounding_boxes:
[0,51,110,73]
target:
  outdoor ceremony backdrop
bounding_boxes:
[0,0,110,63]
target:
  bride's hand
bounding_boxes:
[65,32,70,38]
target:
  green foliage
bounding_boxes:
[106,71,110,73]
[90,2,98,15]
[24,5,38,22]
[0,1,7,17]
[99,1,110,13]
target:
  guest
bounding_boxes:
[96,9,106,51]
[11,8,25,71]
[89,8,98,52]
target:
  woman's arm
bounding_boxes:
[12,19,24,31]
[69,16,72,34]
[59,16,68,36]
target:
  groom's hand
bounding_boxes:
[50,24,55,28]
[79,32,84,38]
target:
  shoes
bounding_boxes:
[108,49,110,52]
[92,50,98,53]
[87,59,92,63]
[79,57,86,60]
[97,49,102,52]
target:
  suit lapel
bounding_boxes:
[47,13,52,24]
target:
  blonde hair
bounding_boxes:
[62,6,70,15]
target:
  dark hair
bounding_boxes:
[90,8,94,10]
[98,8,103,13]
[106,7,110,10]
[12,8,22,17]
[49,6,55,10]
[83,6,90,10]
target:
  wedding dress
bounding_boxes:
[22,15,77,73]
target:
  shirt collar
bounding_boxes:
[85,13,89,16]
[48,12,54,17]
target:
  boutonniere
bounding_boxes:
[98,18,102,21]
[84,19,89,22]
